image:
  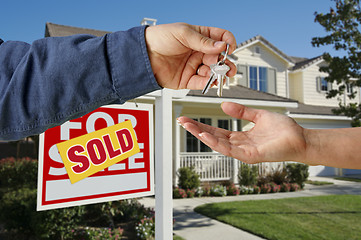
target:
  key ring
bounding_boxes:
[220,44,229,64]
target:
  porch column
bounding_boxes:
[232,118,239,184]
[174,104,183,186]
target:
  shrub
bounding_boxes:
[210,185,226,197]
[0,157,38,190]
[73,227,124,240]
[173,187,187,199]
[267,168,288,185]
[186,189,196,198]
[193,187,202,197]
[280,182,291,192]
[239,185,249,195]
[238,164,259,186]
[286,163,309,188]
[253,185,261,194]
[226,183,240,196]
[290,183,300,192]
[0,187,85,239]
[201,186,211,197]
[269,182,281,193]
[177,167,200,190]
[260,184,271,194]
[135,215,155,240]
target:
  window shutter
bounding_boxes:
[237,64,248,87]
[327,81,332,92]
[267,68,277,94]
[316,77,321,93]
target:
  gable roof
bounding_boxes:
[235,35,294,65]
[45,22,110,37]
[290,55,324,72]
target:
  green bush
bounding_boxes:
[0,157,38,190]
[286,163,309,188]
[238,164,259,186]
[226,183,240,196]
[0,187,37,235]
[177,167,200,190]
[173,187,187,198]
[210,185,226,197]
[267,168,288,185]
[0,187,85,240]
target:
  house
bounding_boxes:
[44,22,360,185]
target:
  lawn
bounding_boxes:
[334,177,361,182]
[195,195,361,240]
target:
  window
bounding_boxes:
[249,66,268,92]
[218,119,232,131]
[316,77,332,93]
[186,118,212,152]
[320,77,328,91]
[346,83,354,95]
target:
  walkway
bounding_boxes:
[138,176,361,240]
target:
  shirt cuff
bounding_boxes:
[106,25,161,104]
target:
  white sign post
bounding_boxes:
[155,88,173,240]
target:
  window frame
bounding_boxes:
[249,65,269,92]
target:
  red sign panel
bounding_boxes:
[37,103,154,210]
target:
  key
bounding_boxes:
[212,63,230,97]
[202,44,230,96]
[202,64,217,95]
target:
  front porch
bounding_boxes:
[176,152,283,184]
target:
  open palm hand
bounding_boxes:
[177,102,307,164]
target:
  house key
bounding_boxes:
[201,63,217,95]
[213,63,230,97]
[201,44,230,96]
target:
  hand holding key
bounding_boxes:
[145,23,237,90]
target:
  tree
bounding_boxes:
[312,0,361,126]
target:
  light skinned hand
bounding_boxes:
[145,22,237,89]
[177,102,308,165]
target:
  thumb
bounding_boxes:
[221,102,261,123]
[182,29,227,54]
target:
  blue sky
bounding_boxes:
[1,0,337,58]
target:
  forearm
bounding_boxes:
[302,127,361,169]
[0,26,161,141]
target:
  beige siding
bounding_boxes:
[232,42,289,97]
[302,63,360,107]
[289,72,304,102]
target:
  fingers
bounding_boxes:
[221,102,262,123]
[180,24,237,55]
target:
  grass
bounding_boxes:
[173,235,185,240]
[334,177,361,182]
[195,195,361,240]
[305,180,333,185]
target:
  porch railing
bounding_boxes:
[179,152,234,181]
[179,152,285,182]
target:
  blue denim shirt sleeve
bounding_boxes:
[0,25,161,141]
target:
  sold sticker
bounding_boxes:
[57,120,139,184]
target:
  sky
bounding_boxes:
[0,0,338,59]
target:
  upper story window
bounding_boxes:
[249,66,268,92]
[236,64,277,95]
[316,77,332,93]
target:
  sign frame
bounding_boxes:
[37,102,154,211]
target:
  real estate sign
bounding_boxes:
[37,103,154,211]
